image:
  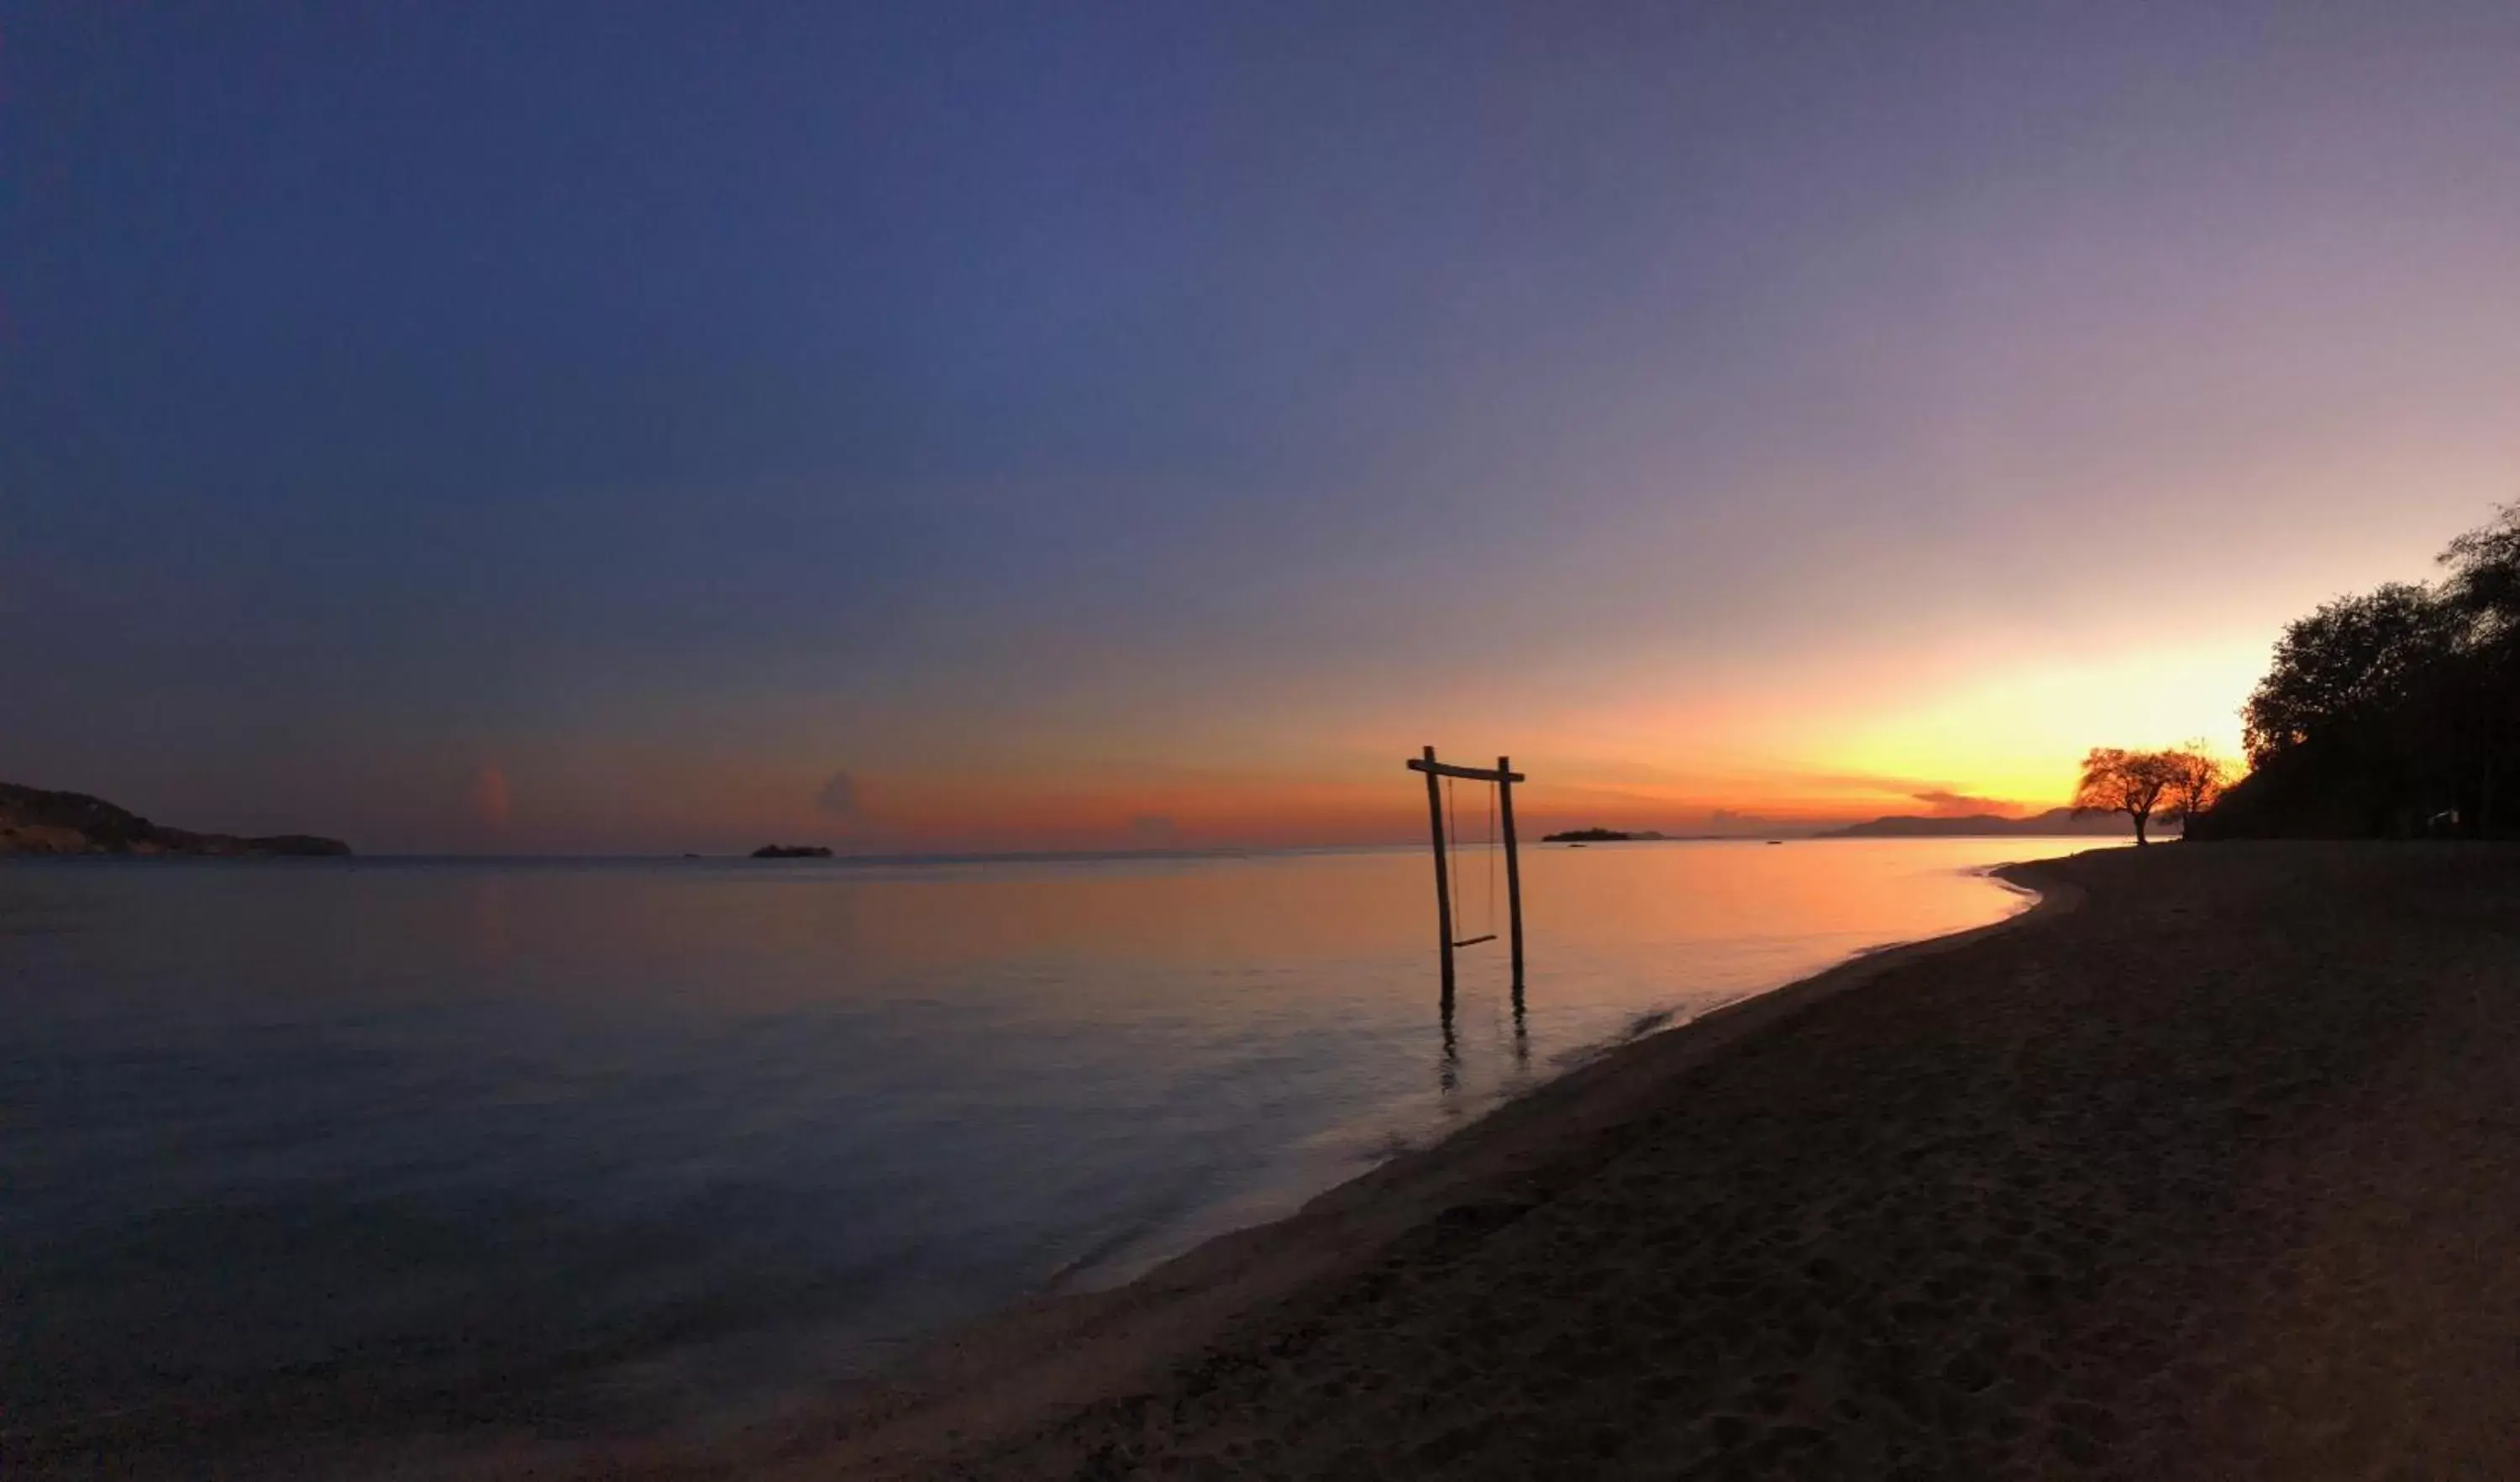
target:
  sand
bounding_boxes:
[675,841,2520,1480]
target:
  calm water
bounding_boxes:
[1,838,2105,1466]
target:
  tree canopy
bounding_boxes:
[2160,745,2231,830]
[2199,505,2520,838]
[2073,746,2220,846]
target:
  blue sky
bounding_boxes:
[6,3,2518,850]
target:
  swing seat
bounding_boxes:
[1450,933,1497,949]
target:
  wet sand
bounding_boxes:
[718,841,2520,1479]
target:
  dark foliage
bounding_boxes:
[2072,748,2201,846]
[0,780,351,856]
[2196,506,2520,838]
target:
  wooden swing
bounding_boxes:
[1404,746,1525,997]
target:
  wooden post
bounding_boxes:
[1421,744,1456,1001]
[1498,754,1524,996]
[1438,984,1459,1095]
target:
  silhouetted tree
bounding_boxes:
[2234,582,2471,835]
[2439,503,2520,833]
[2240,583,2458,771]
[2160,744,2231,835]
[2073,748,2181,845]
[2201,504,2520,838]
[2441,502,2520,635]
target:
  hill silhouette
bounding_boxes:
[0,780,349,857]
[1818,807,2135,839]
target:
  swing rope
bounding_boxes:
[1486,773,1497,935]
[1446,775,1461,922]
[1446,773,1499,949]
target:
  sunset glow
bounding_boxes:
[6,5,2517,853]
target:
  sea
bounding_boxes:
[0,837,2110,1471]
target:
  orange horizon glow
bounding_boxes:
[430,648,2266,854]
[202,574,2385,855]
[608,625,2274,855]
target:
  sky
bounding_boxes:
[5,2,2518,854]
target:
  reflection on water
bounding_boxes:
[1436,963,1525,1100]
[0,838,2108,1469]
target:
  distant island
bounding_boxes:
[0,780,350,857]
[750,843,834,859]
[1541,828,1667,843]
[1816,807,2138,839]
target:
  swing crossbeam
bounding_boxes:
[1404,759,1526,784]
[1409,744,1525,1001]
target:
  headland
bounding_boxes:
[0,780,349,858]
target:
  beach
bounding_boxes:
[28,7,2520,1478]
[0,841,2072,1480]
[733,842,2520,1479]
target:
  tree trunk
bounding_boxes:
[2131,810,2150,846]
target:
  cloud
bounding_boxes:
[816,769,863,822]
[465,765,512,830]
[814,769,882,843]
[1126,812,1182,848]
[1911,789,2017,817]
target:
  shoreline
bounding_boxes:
[1044,857,2071,1301]
[685,841,2520,1478]
[643,857,2092,1479]
[135,841,2519,1479]
[0,841,2092,1482]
